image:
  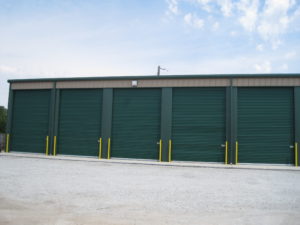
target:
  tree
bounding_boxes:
[0,106,7,133]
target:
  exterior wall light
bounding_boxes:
[132,80,138,87]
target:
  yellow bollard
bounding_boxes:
[225,141,228,165]
[159,139,162,162]
[295,142,298,167]
[53,136,57,156]
[45,136,49,156]
[235,141,238,164]
[107,138,111,159]
[98,138,102,159]
[6,134,9,153]
[168,140,172,162]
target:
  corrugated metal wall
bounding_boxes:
[172,88,226,162]
[237,88,294,164]
[10,90,51,153]
[57,89,103,156]
[11,77,300,89]
[111,89,161,160]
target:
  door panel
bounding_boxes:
[237,88,294,164]
[172,88,226,162]
[111,89,161,160]
[57,89,102,156]
[11,90,51,153]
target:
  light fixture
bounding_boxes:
[132,80,138,87]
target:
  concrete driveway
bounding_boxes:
[0,154,299,225]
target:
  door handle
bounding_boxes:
[289,145,294,149]
[221,144,226,147]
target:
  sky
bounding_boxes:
[0,0,300,107]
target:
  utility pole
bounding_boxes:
[157,65,167,76]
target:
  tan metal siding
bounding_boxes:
[10,77,300,89]
[56,78,230,89]
[56,80,132,89]
[138,78,229,87]
[233,78,300,86]
[11,82,53,90]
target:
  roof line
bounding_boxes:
[7,73,300,83]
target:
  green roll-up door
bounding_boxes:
[237,88,294,164]
[111,89,161,160]
[172,88,226,162]
[57,89,102,156]
[10,90,51,153]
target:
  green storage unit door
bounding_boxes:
[172,88,226,162]
[111,89,161,160]
[57,89,102,156]
[10,90,51,153]
[237,88,294,164]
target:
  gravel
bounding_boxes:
[0,155,300,225]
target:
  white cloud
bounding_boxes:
[257,0,296,48]
[236,0,296,48]
[197,0,211,4]
[197,0,212,12]
[212,21,219,31]
[0,65,18,74]
[237,0,259,32]
[218,0,233,17]
[164,54,286,75]
[184,13,204,29]
[270,40,282,49]
[284,51,297,59]
[254,61,272,73]
[167,0,300,48]
[166,0,179,15]
[196,0,233,16]
[238,0,299,48]
[290,7,300,31]
[184,13,192,24]
[280,63,288,70]
[256,44,264,51]
[229,30,238,36]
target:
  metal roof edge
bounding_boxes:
[7,73,300,83]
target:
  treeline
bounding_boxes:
[0,106,7,133]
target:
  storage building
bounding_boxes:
[5,74,300,166]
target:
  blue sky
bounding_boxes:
[0,0,300,106]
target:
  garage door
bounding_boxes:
[172,88,226,162]
[111,89,161,160]
[57,89,102,156]
[237,88,294,164]
[10,90,51,153]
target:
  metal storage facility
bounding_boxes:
[4,74,300,166]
